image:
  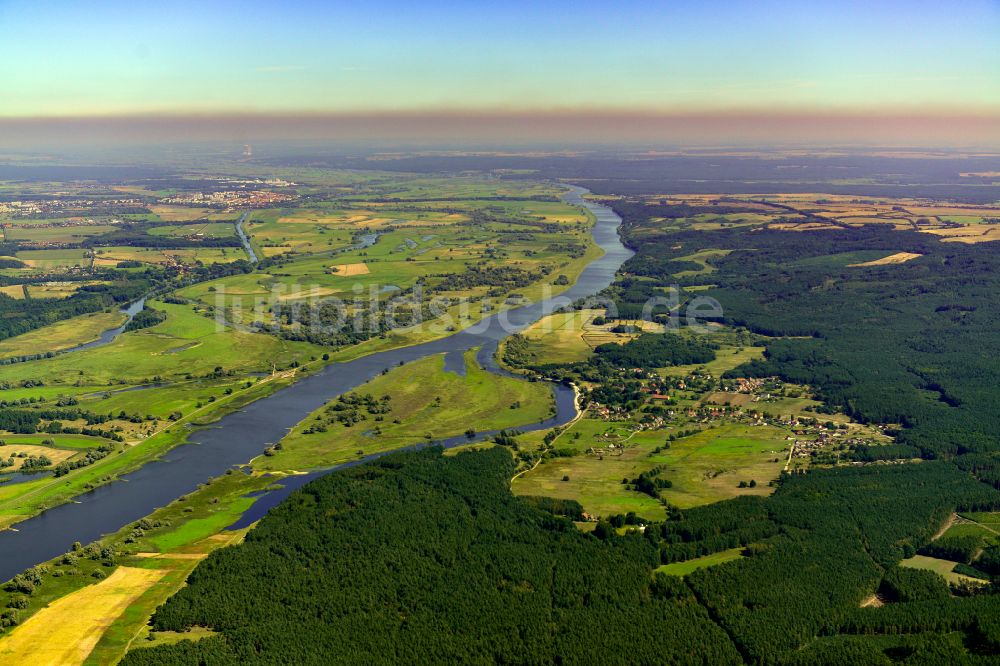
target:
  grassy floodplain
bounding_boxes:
[0,310,126,358]
[0,171,600,534]
[257,349,555,472]
[0,299,324,528]
[0,171,608,662]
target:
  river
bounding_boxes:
[63,298,146,354]
[0,186,632,581]
[235,212,258,263]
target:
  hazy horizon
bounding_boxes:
[2,0,999,149]
[2,112,1000,152]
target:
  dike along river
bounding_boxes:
[0,186,633,580]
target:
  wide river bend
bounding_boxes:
[0,186,633,580]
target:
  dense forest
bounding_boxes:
[119,176,1000,664]
[122,447,1000,665]
[123,447,741,665]
[610,202,1000,463]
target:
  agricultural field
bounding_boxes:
[672,249,734,277]
[13,249,91,270]
[147,222,236,239]
[24,281,106,299]
[91,246,245,267]
[148,205,239,222]
[0,566,171,665]
[626,192,1000,244]
[353,176,561,201]
[900,555,986,586]
[0,468,267,665]
[181,188,599,348]
[2,223,119,244]
[0,285,25,299]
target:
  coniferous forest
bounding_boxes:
[121,447,1000,665]
[123,186,1000,665]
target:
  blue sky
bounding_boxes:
[1,0,998,116]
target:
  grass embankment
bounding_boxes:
[257,349,555,471]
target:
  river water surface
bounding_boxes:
[0,186,632,580]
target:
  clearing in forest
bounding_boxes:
[850,252,923,267]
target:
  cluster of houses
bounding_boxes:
[586,441,627,459]
[0,197,145,218]
[160,189,294,210]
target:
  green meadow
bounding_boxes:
[0,310,126,359]
[258,349,555,472]
[0,301,322,388]
[513,420,788,519]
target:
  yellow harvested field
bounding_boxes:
[0,566,169,666]
[838,217,913,228]
[261,245,293,257]
[329,262,370,276]
[907,205,1000,217]
[0,445,75,468]
[850,252,923,267]
[362,217,397,228]
[92,257,122,267]
[925,226,1000,244]
[0,285,26,299]
[276,286,340,301]
[819,207,900,217]
[26,283,80,299]
[768,222,842,231]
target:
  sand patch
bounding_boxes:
[329,262,370,276]
[0,566,169,666]
[850,252,923,267]
[860,594,886,608]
